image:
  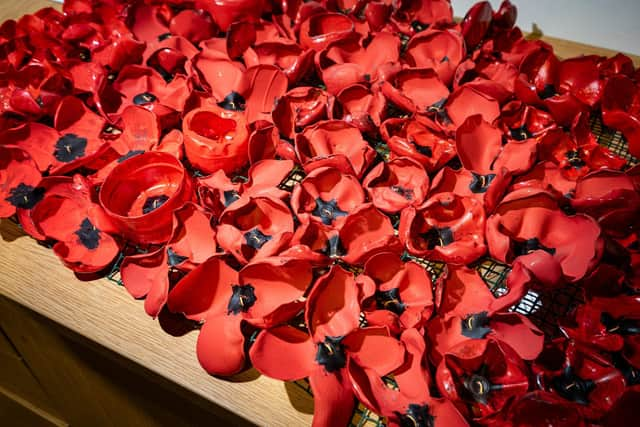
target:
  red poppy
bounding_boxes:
[361,252,434,330]
[338,203,403,265]
[4,96,107,175]
[603,386,640,427]
[436,338,530,421]
[381,68,449,114]
[29,174,120,273]
[399,192,486,265]
[241,64,289,124]
[487,189,603,286]
[168,254,313,376]
[391,0,454,33]
[249,265,406,426]
[444,84,501,129]
[460,1,493,50]
[317,31,401,94]
[428,265,542,363]
[298,12,355,51]
[533,339,626,420]
[169,9,217,45]
[243,38,313,85]
[500,100,557,141]
[216,196,294,264]
[182,104,250,174]
[509,161,576,198]
[333,84,386,135]
[0,146,42,218]
[363,157,429,214]
[142,35,199,82]
[99,151,194,245]
[488,391,586,427]
[571,169,640,237]
[601,75,640,158]
[273,86,333,139]
[381,117,456,173]
[290,166,365,229]
[295,120,376,178]
[404,29,465,86]
[195,0,264,32]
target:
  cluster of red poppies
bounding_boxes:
[1,0,640,425]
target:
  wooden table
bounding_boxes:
[0,2,638,426]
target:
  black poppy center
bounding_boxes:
[469,172,496,194]
[551,366,595,405]
[158,32,172,41]
[463,372,499,405]
[227,284,257,315]
[223,190,240,207]
[399,403,435,427]
[142,195,169,214]
[167,248,188,267]
[391,185,414,200]
[513,237,556,257]
[611,352,640,386]
[315,336,347,373]
[54,133,87,163]
[510,126,533,141]
[413,143,433,158]
[218,91,246,111]
[375,288,406,315]
[133,92,157,105]
[75,218,101,250]
[427,98,451,123]
[461,311,492,339]
[565,150,586,168]
[5,183,44,209]
[322,235,345,259]
[539,84,557,100]
[312,198,348,226]
[421,226,454,250]
[244,228,272,250]
[600,312,640,336]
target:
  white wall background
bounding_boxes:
[451,0,640,56]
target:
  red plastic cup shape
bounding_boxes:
[183,105,250,175]
[99,152,193,245]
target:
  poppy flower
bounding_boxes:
[29,175,120,273]
[298,12,355,51]
[273,87,333,139]
[571,169,640,237]
[509,161,577,198]
[182,104,250,174]
[404,29,465,86]
[361,252,434,331]
[601,75,640,158]
[363,1,392,32]
[120,202,217,317]
[491,0,517,31]
[363,157,429,214]
[333,84,386,135]
[290,166,365,229]
[295,120,376,178]
[428,265,542,364]
[533,339,626,420]
[488,391,586,427]
[486,188,603,286]
[602,386,640,427]
[192,39,246,101]
[381,117,456,173]
[391,0,454,33]
[195,0,264,32]
[4,96,107,175]
[168,254,314,376]
[436,338,530,421]
[99,151,194,245]
[216,196,294,264]
[241,64,289,124]
[500,100,557,142]
[168,9,217,45]
[142,35,199,83]
[316,31,401,94]
[460,1,493,51]
[249,265,406,426]
[381,68,449,114]
[196,169,241,217]
[0,146,42,219]
[399,192,487,265]
[338,203,403,265]
[443,84,501,129]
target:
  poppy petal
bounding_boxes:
[249,325,315,381]
[196,313,246,376]
[120,248,169,318]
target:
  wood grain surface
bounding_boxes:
[0,1,637,426]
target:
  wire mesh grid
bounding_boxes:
[100,115,632,426]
